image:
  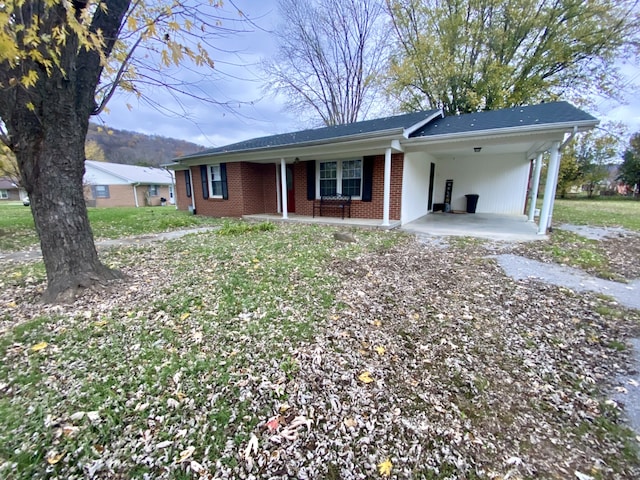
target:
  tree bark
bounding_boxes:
[16,112,123,304]
[0,0,131,303]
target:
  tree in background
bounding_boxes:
[262,0,389,126]
[556,149,581,199]
[85,140,107,162]
[619,132,640,197]
[0,144,20,185]
[386,0,640,114]
[0,1,248,303]
[574,128,621,197]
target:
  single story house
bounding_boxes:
[84,160,175,207]
[0,177,27,202]
[169,102,598,234]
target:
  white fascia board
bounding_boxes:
[402,109,444,138]
[175,131,404,166]
[404,119,599,147]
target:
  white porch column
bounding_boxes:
[527,152,543,222]
[280,158,288,219]
[537,141,561,235]
[382,147,392,226]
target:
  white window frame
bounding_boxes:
[0,189,8,199]
[148,185,159,197]
[208,164,224,199]
[316,158,363,199]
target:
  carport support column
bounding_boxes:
[382,147,392,226]
[537,142,561,235]
[280,158,288,219]
[527,153,543,222]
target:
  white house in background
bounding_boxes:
[84,160,175,207]
[0,177,27,202]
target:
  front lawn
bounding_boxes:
[1,224,638,479]
[0,204,222,252]
[551,197,640,231]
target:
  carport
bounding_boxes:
[402,212,541,242]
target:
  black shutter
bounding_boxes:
[220,163,228,200]
[306,160,316,200]
[185,169,192,198]
[200,165,209,199]
[362,156,374,202]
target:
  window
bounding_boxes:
[209,165,224,197]
[148,185,159,196]
[184,169,192,198]
[319,161,337,196]
[93,185,110,198]
[0,190,8,199]
[208,164,228,199]
[317,159,362,198]
[341,160,362,197]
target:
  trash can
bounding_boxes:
[465,194,479,213]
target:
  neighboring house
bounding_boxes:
[84,160,175,207]
[169,102,598,234]
[0,177,27,202]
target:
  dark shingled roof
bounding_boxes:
[410,101,597,138]
[178,110,440,159]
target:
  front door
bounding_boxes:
[286,166,295,213]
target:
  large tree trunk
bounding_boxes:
[0,1,131,303]
[17,115,122,304]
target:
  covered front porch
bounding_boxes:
[244,211,543,242]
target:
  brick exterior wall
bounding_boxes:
[85,184,171,208]
[175,169,191,211]
[294,154,404,221]
[177,155,403,220]
[188,162,279,217]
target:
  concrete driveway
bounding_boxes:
[402,212,544,242]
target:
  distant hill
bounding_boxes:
[86,123,206,167]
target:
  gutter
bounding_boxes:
[405,120,598,145]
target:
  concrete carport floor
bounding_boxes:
[402,212,543,242]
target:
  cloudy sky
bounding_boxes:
[96,0,640,149]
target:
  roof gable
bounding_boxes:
[410,102,597,138]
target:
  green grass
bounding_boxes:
[541,229,618,279]
[0,204,222,252]
[550,197,640,231]
[0,224,402,479]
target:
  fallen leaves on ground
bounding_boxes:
[0,224,639,479]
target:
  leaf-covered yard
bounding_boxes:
[1,224,639,479]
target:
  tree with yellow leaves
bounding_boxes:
[0,1,247,302]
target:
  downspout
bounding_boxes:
[189,169,196,213]
[133,183,140,208]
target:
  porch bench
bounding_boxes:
[313,194,352,219]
